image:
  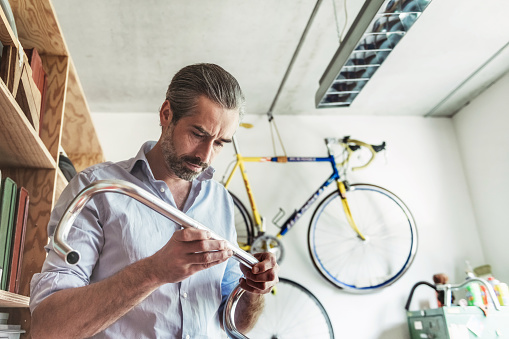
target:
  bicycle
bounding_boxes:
[222,132,418,292]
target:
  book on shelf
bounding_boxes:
[0,45,45,134]
[15,55,42,134]
[26,48,48,136]
[0,45,22,96]
[7,186,29,294]
[0,177,17,291]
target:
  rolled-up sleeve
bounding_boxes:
[29,172,105,313]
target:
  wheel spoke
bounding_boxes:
[245,278,334,338]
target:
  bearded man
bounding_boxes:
[30,63,279,339]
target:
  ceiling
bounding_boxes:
[51,0,509,117]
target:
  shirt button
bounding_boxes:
[185,335,190,339]
[183,292,188,298]
[160,187,165,193]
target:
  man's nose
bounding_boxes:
[195,140,214,164]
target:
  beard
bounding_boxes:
[161,127,209,181]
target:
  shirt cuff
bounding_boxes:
[29,271,88,313]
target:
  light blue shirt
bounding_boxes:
[30,141,242,338]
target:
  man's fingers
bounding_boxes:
[187,249,233,264]
[186,253,233,275]
[251,253,278,274]
[243,269,278,283]
[239,252,279,294]
[239,278,274,294]
[173,228,211,242]
[184,239,228,253]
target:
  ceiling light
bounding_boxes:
[315,0,432,108]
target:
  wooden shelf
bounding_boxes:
[0,1,105,336]
[0,80,55,169]
[0,291,29,308]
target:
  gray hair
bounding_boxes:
[165,63,245,123]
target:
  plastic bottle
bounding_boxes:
[487,276,500,305]
[495,282,509,306]
[479,285,488,306]
[466,282,483,307]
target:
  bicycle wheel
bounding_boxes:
[245,277,335,339]
[308,183,417,292]
[229,191,254,247]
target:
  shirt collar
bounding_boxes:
[127,141,215,182]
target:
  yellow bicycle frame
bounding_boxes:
[224,154,268,233]
[224,135,378,244]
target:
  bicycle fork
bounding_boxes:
[337,181,366,241]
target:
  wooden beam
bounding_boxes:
[40,55,68,162]
[0,1,19,48]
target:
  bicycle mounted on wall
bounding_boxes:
[223,132,418,292]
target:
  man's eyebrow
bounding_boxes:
[193,125,233,143]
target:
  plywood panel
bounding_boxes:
[39,55,68,162]
[61,60,104,169]
[9,0,67,56]
[67,152,105,172]
[0,80,55,168]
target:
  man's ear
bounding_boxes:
[160,100,173,128]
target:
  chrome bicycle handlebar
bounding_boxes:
[224,284,249,339]
[52,179,257,338]
[436,277,502,311]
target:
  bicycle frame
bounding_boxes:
[223,136,366,241]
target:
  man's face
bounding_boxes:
[161,96,239,181]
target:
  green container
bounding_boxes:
[407,306,509,339]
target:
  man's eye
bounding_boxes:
[214,141,224,148]
[192,132,204,139]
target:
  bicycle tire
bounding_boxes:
[308,183,417,292]
[244,277,335,339]
[229,191,254,247]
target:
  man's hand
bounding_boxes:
[239,252,279,294]
[150,228,233,284]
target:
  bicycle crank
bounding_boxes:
[250,234,285,264]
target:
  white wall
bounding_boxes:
[452,71,509,283]
[92,111,485,338]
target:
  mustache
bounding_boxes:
[181,155,209,169]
